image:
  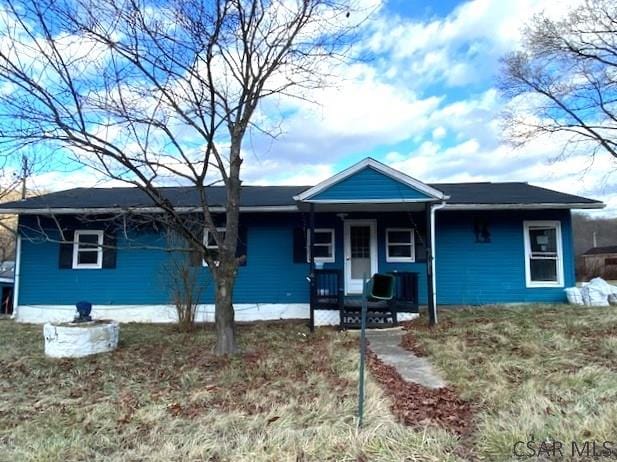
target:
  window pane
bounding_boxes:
[388,230,411,244]
[314,231,332,245]
[350,226,370,258]
[388,244,411,258]
[529,228,556,253]
[530,258,557,282]
[78,234,100,248]
[314,245,331,258]
[206,231,225,248]
[78,251,99,265]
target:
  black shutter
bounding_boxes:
[189,242,203,267]
[293,227,307,263]
[102,233,117,269]
[236,225,248,266]
[414,228,427,262]
[59,230,75,269]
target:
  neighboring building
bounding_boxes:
[581,246,617,280]
[0,158,605,327]
[0,260,15,315]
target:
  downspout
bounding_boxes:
[12,234,21,320]
[308,203,316,332]
[430,201,447,322]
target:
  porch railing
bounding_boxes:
[310,269,344,310]
[387,271,419,312]
[309,269,419,329]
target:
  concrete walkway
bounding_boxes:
[366,328,446,389]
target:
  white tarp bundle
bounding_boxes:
[569,278,617,307]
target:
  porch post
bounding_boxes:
[425,202,436,326]
[309,203,316,332]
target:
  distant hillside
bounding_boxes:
[0,189,23,262]
[572,213,617,280]
[572,213,617,256]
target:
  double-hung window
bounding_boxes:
[306,229,335,263]
[386,228,415,262]
[523,221,564,287]
[203,227,226,266]
[72,230,104,269]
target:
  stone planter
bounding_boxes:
[43,320,119,358]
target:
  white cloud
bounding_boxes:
[432,127,447,139]
[27,169,127,194]
[245,61,443,165]
[8,0,614,219]
[388,133,617,216]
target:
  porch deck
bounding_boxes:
[309,269,419,329]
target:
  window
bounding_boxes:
[203,227,226,266]
[386,228,415,262]
[306,229,335,263]
[524,221,564,287]
[72,230,104,269]
[606,258,617,266]
[474,217,491,243]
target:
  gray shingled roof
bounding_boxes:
[432,182,601,205]
[583,246,617,256]
[0,186,309,209]
[0,182,602,211]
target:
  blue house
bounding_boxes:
[0,158,604,326]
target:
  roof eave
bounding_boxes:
[442,202,605,210]
[0,205,300,215]
[298,197,450,204]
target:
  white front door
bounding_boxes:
[344,220,378,294]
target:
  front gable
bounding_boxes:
[311,166,432,201]
[295,158,448,203]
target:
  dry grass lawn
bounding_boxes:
[4,305,617,461]
[0,320,458,462]
[410,304,617,461]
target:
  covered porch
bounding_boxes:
[293,158,449,330]
[311,268,419,328]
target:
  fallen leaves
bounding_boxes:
[399,331,428,357]
[366,350,473,436]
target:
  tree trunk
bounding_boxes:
[212,135,242,356]
[214,266,237,355]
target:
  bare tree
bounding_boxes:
[0,0,358,354]
[0,154,35,262]
[499,0,617,160]
[161,231,204,333]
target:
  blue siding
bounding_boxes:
[311,167,432,201]
[19,214,310,305]
[17,209,575,307]
[435,210,574,304]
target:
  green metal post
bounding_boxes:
[357,273,368,429]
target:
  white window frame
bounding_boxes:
[523,220,564,288]
[72,230,104,269]
[203,227,226,267]
[385,228,415,263]
[306,228,335,263]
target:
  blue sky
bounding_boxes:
[15,0,617,216]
